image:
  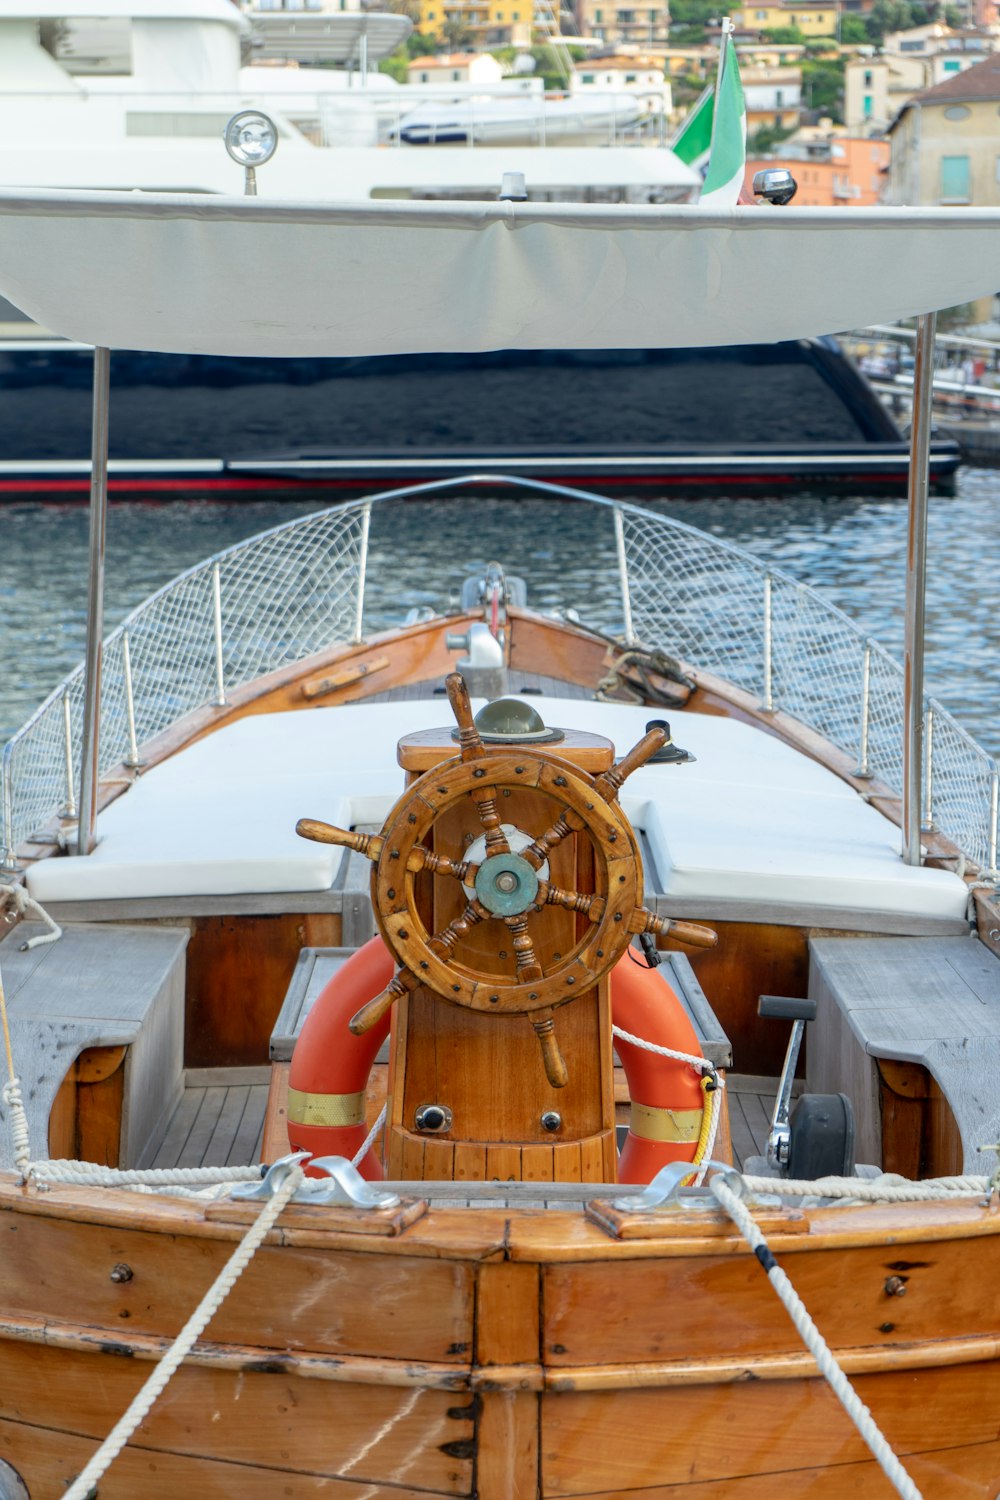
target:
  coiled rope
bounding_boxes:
[711,1173,922,1500]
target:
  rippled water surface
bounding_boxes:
[3,469,1000,753]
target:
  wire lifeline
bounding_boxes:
[711,1174,922,1500]
[62,1160,306,1500]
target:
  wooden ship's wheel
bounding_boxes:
[299,674,715,1180]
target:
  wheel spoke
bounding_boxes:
[531,1009,569,1089]
[630,908,718,949]
[520,808,583,871]
[298,819,474,882]
[536,881,606,923]
[502,911,543,982]
[446,672,487,762]
[427,899,493,960]
[349,966,418,1035]
[468,787,511,858]
[595,726,667,802]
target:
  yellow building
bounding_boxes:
[886,51,1000,205]
[734,2,839,36]
[418,0,530,42]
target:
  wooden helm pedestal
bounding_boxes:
[387,717,621,1183]
[296,674,717,1185]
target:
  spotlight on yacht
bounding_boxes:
[224,110,278,197]
[752,168,797,206]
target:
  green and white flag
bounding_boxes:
[671,85,714,173]
[699,30,747,207]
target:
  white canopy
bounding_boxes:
[1,189,999,356]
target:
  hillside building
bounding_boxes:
[885,48,1000,204]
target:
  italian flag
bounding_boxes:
[671,86,714,173]
[699,29,747,207]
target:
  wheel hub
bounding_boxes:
[474,851,540,916]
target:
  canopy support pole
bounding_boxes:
[902,310,936,867]
[77,346,111,857]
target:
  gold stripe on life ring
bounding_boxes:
[287,1087,366,1129]
[629,1101,703,1144]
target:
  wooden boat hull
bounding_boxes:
[2,1175,998,1497]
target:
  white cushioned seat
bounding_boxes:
[26,700,481,904]
[26,696,970,921]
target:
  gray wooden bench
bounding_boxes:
[0,920,188,1169]
[808,935,1000,1174]
[271,945,732,1070]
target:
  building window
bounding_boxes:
[863,93,872,117]
[943,59,961,73]
[941,155,970,202]
[618,9,636,20]
[863,69,872,86]
[944,104,970,120]
[582,71,595,81]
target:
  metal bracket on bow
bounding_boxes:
[612,1159,738,1211]
[231,1152,400,1209]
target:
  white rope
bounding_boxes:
[1,883,62,950]
[711,1174,923,1500]
[28,1160,263,1188]
[741,1173,991,1202]
[612,1023,715,1074]
[352,1103,387,1169]
[63,1160,306,1500]
[1,1078,31,1178]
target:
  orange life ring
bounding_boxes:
[287,937,394,1180]
[287,938,708,1185]
[611,951,708,1183]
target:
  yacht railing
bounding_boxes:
[2,479,998,877]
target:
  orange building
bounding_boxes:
[745,136,889,205]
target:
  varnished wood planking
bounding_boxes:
[0,1208,475,1362]
[476,1392,540,1500]
[0,1344,473,1491]
[541,1231,1000,1366]
[506,611,610,695]
[476,1262,540,1366]
[541,1364,1000,1494]
[679,921,809,1080]
[556,1438,1000,1498]
[48,1044,127,1165]
[185,912,341,1068]
[0,1416,475,1500]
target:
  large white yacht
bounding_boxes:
[0,0,697,202]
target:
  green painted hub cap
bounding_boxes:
[474,852,540,916]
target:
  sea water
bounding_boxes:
[2,473,999,754]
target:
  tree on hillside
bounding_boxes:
[749,120,796,151]
[762,25,807,41]
[801,56,845,118]
[838,14,869,42]
[440,16,477,48]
